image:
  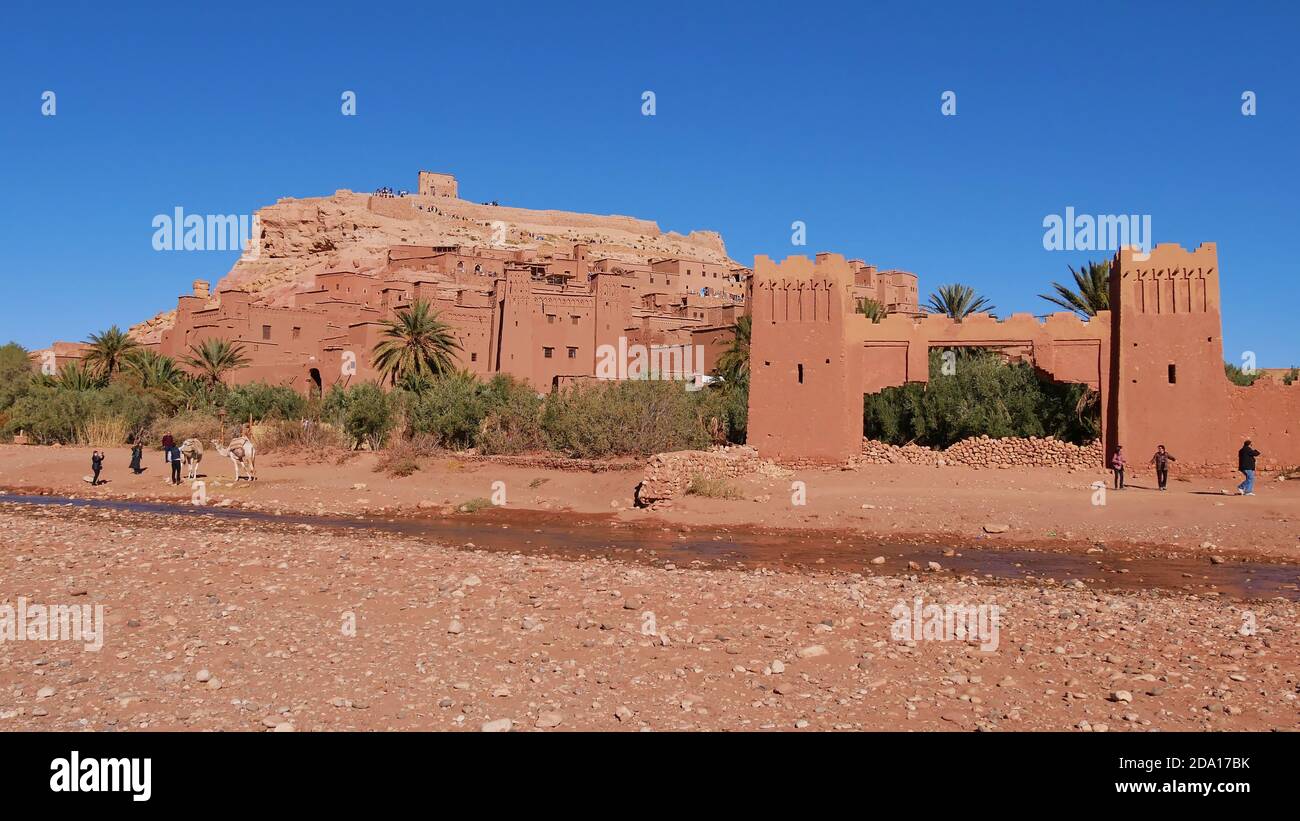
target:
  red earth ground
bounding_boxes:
[1,444,1296,731]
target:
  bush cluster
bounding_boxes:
[320,374,742,459]
[864,349,1100,448]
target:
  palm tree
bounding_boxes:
[54,362,103,391]
[1039,261,1111,317]
[83,326,139,380]
[371,300,462,385]
[856,298,886,322]
[926,284,994,320]
[715,314,751,385]
[183,338,250,386]
[124,349,185,389]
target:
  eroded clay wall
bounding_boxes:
[1227,382,1300,469]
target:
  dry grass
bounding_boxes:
[260,420,350,460]
[374,435,443,477]
[457,497,493,513]
[80,416,129,447]
[684,475,745,500]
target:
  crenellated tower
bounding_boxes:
[1111,242,1229,462]
[747,253,864,462]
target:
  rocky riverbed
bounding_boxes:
[1,502,1295,731]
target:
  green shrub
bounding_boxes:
[224,383,307,423]
[94,381,161,442]
[1224,361,1262,386]
[0,342,33,415]
[540,379,713,458]
[324,383,395,450]
[406,372,487,449]
[2,380,159,445]
[5,385,89,444]
[864,349,1098,448]
[477,384,545,455]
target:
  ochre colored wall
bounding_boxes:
[1227,382,1300,469]
[1112,244,1229,465]
[746,241,1297,469]
[748,254,864,463]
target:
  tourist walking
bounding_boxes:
[1149,445,1176,491]
[90,450,104,485]
[1110,445,1126,490]
[129,442,144,474]
[1237,440,1260,496]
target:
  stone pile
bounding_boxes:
[636,446,789,507]
[860,435,1103,469]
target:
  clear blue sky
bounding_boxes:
[2,0,1297,365]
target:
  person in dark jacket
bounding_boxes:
[1237,440,1261,496]
[129,442,144,474]
[161,434,182,484]
[167,443,182,484]
[1149,445,1176,491]
[90,450,104,485]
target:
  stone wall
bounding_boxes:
[860,436,1104,469]
[636,446,790,507]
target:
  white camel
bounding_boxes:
[179,438,204,481]
[210,436,257,481]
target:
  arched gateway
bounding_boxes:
[747,244,1300,469]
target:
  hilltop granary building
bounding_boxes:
[747,242,1300,469]
[38,171,922,397]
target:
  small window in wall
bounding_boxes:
[567,347,577,359]
[292,326,301,339]
[571,315,579,325]
[547,314,556,324]
[543,347,554,358]
[262,325,271,340]
[797,363,804,384]
[1168,364,1177,384]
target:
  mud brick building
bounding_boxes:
[748,244,1300,469]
